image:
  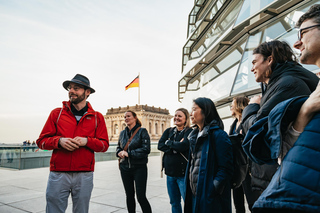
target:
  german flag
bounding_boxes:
[125,76,139,90]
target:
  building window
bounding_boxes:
[234,0,275,26]
[122,123,126,130]
[149,122,152,134]
[155,123,158,135]
[114,124,119,135]
[183,0,242,71]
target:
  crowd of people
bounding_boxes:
[35,5,320,213]
[22,140,37,152]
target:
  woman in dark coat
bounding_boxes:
[241,40,319,198]
[116,110,152,213]
[184,97,233,213]
[158,108,192,213]
[230,96,257,213]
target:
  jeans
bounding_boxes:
[46,171,93,213]
[166,176,185,213]
[120,164,152,213]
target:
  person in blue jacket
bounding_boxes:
[243,5,320,212]
[242,95,320,213]
[184,97,233,213]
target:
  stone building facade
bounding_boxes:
[105,105,173,143]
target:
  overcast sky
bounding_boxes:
[0,0,193,143]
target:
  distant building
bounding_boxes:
[105,105,173,143]
[179,0,320,131]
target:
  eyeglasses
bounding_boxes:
[297,24,320,41]
[67,85,84,91]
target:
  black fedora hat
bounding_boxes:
[63,74,95,94]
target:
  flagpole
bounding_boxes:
[138,72,140,105]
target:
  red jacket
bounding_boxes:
[36,101,109,171]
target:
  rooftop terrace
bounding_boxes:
[0,155,245,212]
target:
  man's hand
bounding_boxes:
[300,81,320,115]
[59,137,80,151]
[249,95,261,105]
[73,137,88,147]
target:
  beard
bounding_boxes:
[69,91,86,104]
[300,51,312,64]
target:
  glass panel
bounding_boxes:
[0,146,20,169]
[187,77,201,91]
[188,3,205,36]
[218,106,233,119]
[201,67,219,86]
[261,22,287,42]
[189,0,226,36]
[232,33,261,94]
[190,1,242,61]
[203,63,239,100]
[222,117,234,132]
[183,0,241,72]
[235,0,275,26]
[216,49,242,72]
[180,78,186,85]
[208,0,226,19]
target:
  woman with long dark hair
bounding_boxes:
[158,108,192,213]
[184,97,233,213]
[116,110,152,213]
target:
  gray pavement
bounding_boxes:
[0,155,246,213]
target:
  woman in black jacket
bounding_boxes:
[116,110,152,213]
[158,108,192,213]
[230,96,257,213]
[241,40,319,201]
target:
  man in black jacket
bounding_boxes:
[241,40,319,203]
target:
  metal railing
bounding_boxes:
[0,143,160,170]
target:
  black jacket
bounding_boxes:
[241,61,318,192]
[116,126,150,167]
[229,119,241,135]
[242,61,318,134]
[158,127,192,177]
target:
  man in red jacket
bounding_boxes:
[37,74,109,213]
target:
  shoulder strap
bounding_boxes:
[168,127,175,140]
[123,127,141,151]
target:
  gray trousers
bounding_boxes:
[46,171,93,213]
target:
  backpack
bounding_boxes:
[229,133,248,188]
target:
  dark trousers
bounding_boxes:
[233,170,262,213]
[233,185,245,213]
[120,164,152,213]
